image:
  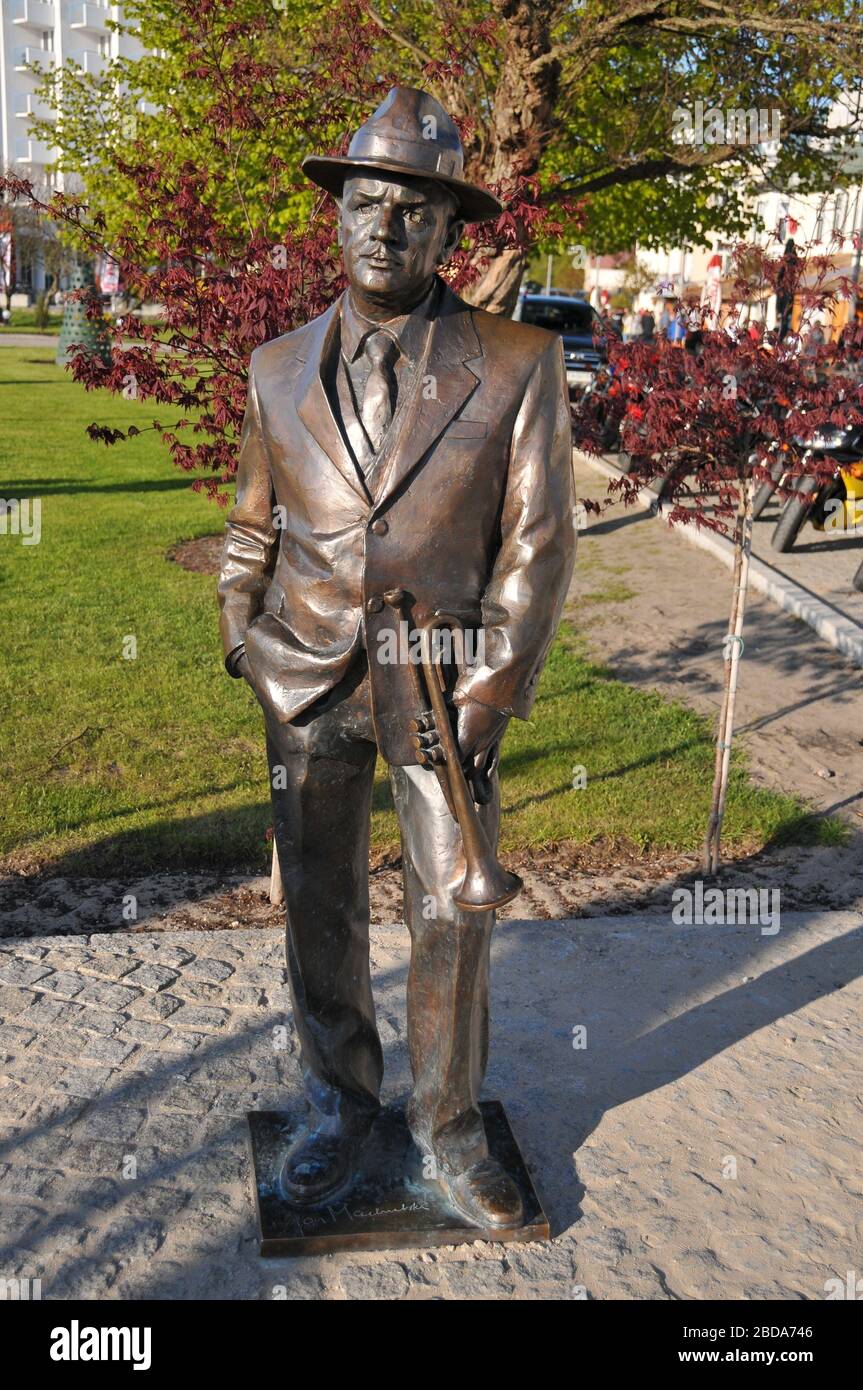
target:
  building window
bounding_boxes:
[40,31,54,52]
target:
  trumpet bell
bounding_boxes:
[454,864,523,913]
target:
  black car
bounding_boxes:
[514,293,614,395]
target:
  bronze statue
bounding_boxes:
[219,87,575,1234]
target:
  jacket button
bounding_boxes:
[371,518,389,536]
[366,595,384,614]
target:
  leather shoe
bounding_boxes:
[443,1157,524,1228]
[280,1127,360,1205]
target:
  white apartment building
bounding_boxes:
[0,0,142,295]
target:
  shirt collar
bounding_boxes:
[340,279,439,366]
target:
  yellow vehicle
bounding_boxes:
[771,424,863,553]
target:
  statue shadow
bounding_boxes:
[488,914,863,1240]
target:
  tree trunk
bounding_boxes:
[451,0,561,314]
[460,246,527,317]
[703,479,754,875]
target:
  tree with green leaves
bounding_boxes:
[30,1,861,311]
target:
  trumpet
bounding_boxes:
[383,589,523,913]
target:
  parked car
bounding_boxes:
[513,293,615,396]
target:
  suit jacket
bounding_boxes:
[217,278,576,766]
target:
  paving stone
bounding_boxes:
[0,1024,36,1053]
[39,970,86,999]
[12,1056,66,1090]
[134,943,195,968]
[0,986,33,1017]
[56,1065,114,1099]
[120,1184,190,1219]
[0,959,52,988]
[141,1112,204,1150]
[170,1004,230,1032]
[80,952,139,980]
[76,1008,126,1037]
[442,1258,515,1298]
[124,963,180,992]
[78,1035,138,1066]
[31,1026,90,1059]
[185,958,235,984]
[268,1273,327,1300]
[49,1257,120,1299]
[125,992,182,1022]
[75,1106,149,1142]
[0,915,858,1301]
[0,1164,61,1198]
[76,980,141,1011]
[23,998,85,1030]
[159,1081,220,1114]
[339,1262,410,1300]
[103,1218,167,1263]
[25,1092,88,1127]
[120,1019,170,1045]
[64,1140,130,1174]
[172,978,222,1003]
[225,985,266,1008]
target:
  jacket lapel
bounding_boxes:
[372,284,483,508]
[295,296,373,505]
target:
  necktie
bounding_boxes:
[361,330,399,453]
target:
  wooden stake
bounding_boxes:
[703,476,754,875]
[269,839,285,906]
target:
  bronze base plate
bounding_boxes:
[247,1100,550,1256]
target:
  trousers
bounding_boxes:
[260,654,500,1175]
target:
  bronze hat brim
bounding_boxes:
[301,154,502,223]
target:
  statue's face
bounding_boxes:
[339,174,462,307]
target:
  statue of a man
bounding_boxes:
[219,87,575,1229]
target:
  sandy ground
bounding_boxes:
[572,452,863,848]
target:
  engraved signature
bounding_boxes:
[290,1198,432,1233]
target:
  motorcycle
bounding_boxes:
[770,423,863,553]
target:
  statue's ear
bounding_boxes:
[440,217,465,265]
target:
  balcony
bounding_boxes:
[78,48,106,75]
[68,2,109,34]
[15,136,52,166]
[11,0,56,31]
[14,91,51,121]
[12,46,56,72]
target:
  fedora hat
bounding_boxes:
[301,86,502,223]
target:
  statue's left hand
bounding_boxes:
[455,698,509,775]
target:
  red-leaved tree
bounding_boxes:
[574,236,863,873]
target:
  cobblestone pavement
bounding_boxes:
[0,911,860,1300]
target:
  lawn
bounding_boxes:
[0,309,61,334]
[0,347,839,877]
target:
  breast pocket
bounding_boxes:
[445,418,488,440]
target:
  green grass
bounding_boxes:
[0,309,61,334]
[0,348,840,876]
